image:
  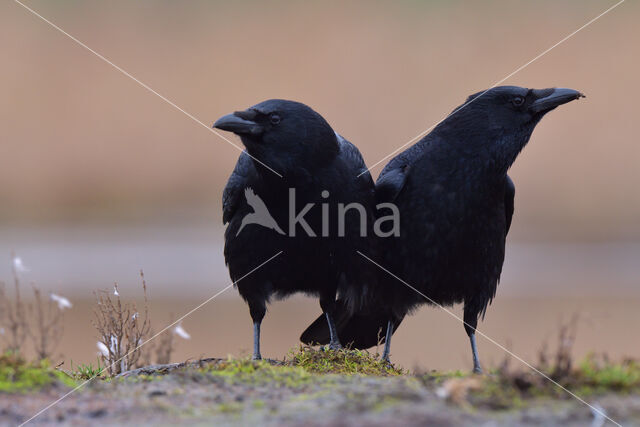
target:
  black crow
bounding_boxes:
[301,86,583,372]
[214,99,377,360]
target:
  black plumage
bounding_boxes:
[214,99,377,359]
[301,86,583,372]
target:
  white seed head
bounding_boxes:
[173,324,191,340]
[13,256,29,273]
[97,341,109,357]
[50,293,72,310]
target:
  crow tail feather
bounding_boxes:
[300,299,404,350]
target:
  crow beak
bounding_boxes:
[530,88,584,114]
[213,112,264,136]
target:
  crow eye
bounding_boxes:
[270,114,281,125]
[512,96,525,107]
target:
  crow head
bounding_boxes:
[214,100,339,175]
[440,86,583,173]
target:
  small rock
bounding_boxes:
[88,408,107,418]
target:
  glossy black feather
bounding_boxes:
[220,100,378,355]
[301,86,582,357]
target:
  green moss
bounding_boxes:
[0,353,76,393]
[202,347,401,388]
[463,355,640,407]
[575,356,640,392]
[205,358,313,388]
[285,346,404,376]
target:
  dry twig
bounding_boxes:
[0,253,29,353]
[27,285,64,360]
[93,271,151,375]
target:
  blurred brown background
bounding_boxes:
[1,0,638,370]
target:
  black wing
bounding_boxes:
[375,139,429,205]
[376,164,409,205]
[336,133,375,190]
[504,174,515,235]
[222,151,255,225]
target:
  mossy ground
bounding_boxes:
[575,356,640,393]
[413,353,640,410]
[2,349,639,425]
[0,353,76,393]
[204,358,314,388]
[190,347,401,391]
[284,346,404,376]
[187,348,640,414]
[3,347,637,402]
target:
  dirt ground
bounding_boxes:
[2,359,638,427]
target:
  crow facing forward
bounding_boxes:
[215,99,377,359]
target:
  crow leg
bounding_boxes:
[463,304,482,373]
[381,319,394,362]
[320,294,342,350]
[252,321,262,360]
[323,312,342,350]
[248,298,266,360]
[469,333,482,374]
